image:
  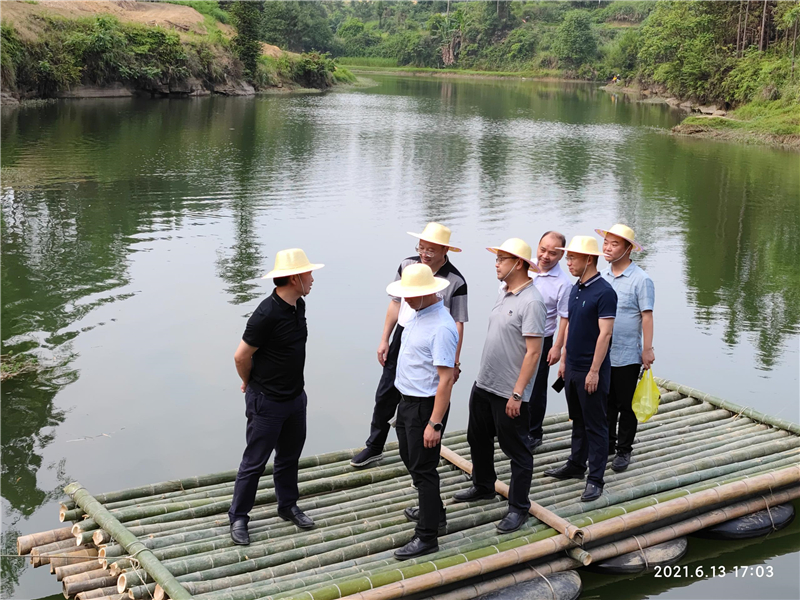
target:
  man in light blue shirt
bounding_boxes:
[387,263,458,561]
[598,224,655,474]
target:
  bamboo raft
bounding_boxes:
[17,378,800,600]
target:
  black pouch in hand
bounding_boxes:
[551,376,565,393]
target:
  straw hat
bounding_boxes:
[407,222,462,252]
[262,248,324,279]
[595,223,643,252]
[386,263,451,298]
[486,238,539,273]
[556,236,602,256]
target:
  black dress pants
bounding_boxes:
[396,394,449,543]
[365,324,405,451]
[228,387,307,524]
[528,335,554,440]
[608,364,641,454]
[565,367,609,486]
[467,384,533,514]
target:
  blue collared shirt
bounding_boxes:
[532,262,572,337]
[395,300,459,398]
[601,262,655,367]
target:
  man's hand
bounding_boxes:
[423,424,442,448]
[241,382,247,393]
[642,347,655,370]
[453,365,461,383]
[547,345,562,366]
[506,396,522,418]
[558,358,566,380]
[377,340,390,366]
[585,370,599,394]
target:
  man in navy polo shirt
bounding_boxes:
[544,236,616,502]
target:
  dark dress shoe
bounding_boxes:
[278,505,315,530]
[229,520,250,545]
[403,506,446,531]
[612,452,631,472]
[528,436,543,452]
[394,536,438,561]
[453,486,496,502]
[350,446,383,468]
[581,482,604,502]
[496,510,529,533]
[543,463,585,480]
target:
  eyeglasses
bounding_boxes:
[415,245,437,258]
[495,256,516,264]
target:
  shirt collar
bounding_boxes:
[414,254,451,276]
[535,262,564,278]
[415,299,444,317]
[271,289,297,311]
[605,261,637,278]
[502,279,534,296]
[578,272,603,288]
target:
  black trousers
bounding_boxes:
[528,335,554,440]
[608,364,641,454]
[396,395,449,543]
[365,324,405,451]
[228,387,307,524]
[468,384,533,513]
[565,367,609,487]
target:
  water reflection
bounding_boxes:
[0,77,797,599]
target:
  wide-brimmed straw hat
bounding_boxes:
[486,238,539,273]
[595,223,643,252]
[556,236,602,256]
[386,263,451,298]
[263,248,324,279]
[407,222,462,252]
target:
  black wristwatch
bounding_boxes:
[428,420,444,432]
[512,392,523,401]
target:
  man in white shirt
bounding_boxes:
[528,231,572,449]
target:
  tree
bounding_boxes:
[229,1,263,79]
[553,10,597,67]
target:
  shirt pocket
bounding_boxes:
[616,290,638,312]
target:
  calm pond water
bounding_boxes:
[2,76,798,600]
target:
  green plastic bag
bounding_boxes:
[632,369,661,423]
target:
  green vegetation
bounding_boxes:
[0,353,39,382]
[336,56,398,68]
[229,0,262,78]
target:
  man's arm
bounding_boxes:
[558,322,569,379]
[548,316,568,366]
[641,310,654,369]
[454,322,464,382]
[424,366,455,448]
[507,336,542,418]
[377,299,401,366]
[585,318,614,394]
[234,340,258,392]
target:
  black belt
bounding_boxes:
[400,394,435,402]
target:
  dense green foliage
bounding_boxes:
[229,0,262,78]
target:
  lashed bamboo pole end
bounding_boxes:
[565,546,592,566]
[117,574,127,595]
[153,585,165,600]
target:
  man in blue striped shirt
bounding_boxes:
[598,224,655,473]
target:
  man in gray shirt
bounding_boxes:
[453,238,546,534]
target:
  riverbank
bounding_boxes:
[0,1,351,103]
[342,63,563,81]
[602,82,800,150]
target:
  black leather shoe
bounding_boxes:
[403,506,446,532]
[229,520,250,545]
[543,463,585,480]
[453,486,496,502]
[612,452,631,472]
[496,510,529,533]
[350,446,384,468]
[528,435,543,452]
[394,536,438,561]
[278,505,315,530]
[581,482,604,502]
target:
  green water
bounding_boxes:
[1,76,798,599]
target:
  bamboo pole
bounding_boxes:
[31,538,82,567]
[56,559,106,581]
[75,586,119,600]
[439,445,579,539]
[18,527,75,555]
[64,574,120,598]
[64,482,191,600]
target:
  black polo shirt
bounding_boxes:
[242,289,307,401]
[566,273,617,372]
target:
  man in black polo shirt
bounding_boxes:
[544,236,616,503]
[228,248,324,545]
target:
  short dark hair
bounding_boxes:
[274,276,290,287]
[589,255,599,266]
[540,231,567,248]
